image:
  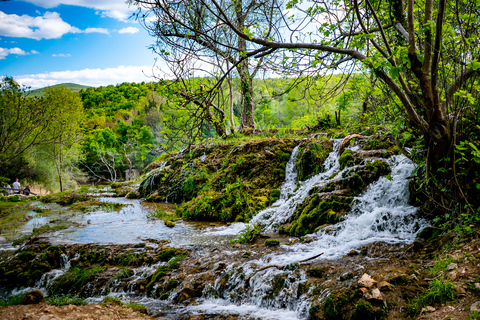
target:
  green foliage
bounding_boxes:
[230,224,262,244]
[51,265,104,296]
[406,279,456,316]
[0,294,25,307]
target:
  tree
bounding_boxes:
[28,87,85,192]
[0,77,59,166]
[150,0,480,211]
[130,0,282,132]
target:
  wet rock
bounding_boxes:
[347,250,359,256]
[471,301,480,312]
[378,281,393,292]
[358,274,376,288]
[21,289,45,304]
[165,221,175,228]
[264,239,280,247]
[447,262,458,271]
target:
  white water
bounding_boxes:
[197,139,428,319]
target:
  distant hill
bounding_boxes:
[28,83,92,97]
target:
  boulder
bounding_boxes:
[21,289,45,304]
[378,280,393,292]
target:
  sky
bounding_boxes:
[0,0,164,88]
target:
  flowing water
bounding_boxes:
[0,138,429,319]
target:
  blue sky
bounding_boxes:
[0,0,163,88]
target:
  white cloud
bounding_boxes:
[0,11,110,40]
[23,0,135,22]
[118,27,139,34]
[52,53,71,57]
[85,27,110,35]
[14,65,160,88]
[0,47,38,59]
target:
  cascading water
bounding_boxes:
[192,139,429,319]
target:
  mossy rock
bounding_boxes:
[264,239,280,247]
[164,220,175,228]
[324,292,350,320]
[281,194,352,236]
[339,149,356,170]
[353,300,386,320]
[295,138,333,181]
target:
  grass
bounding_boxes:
[147,207,179,222]
[45,295,88,306]
[0,293,25,307]
[230,224,262,244]
[102,296,147,314]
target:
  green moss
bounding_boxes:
[353,300,386,320]
[264,239,280,247]
[324,293,350,320]
[50,265,104,296]
[306,267,327,278]
[281,194,352,236]
[295,139,333,181]
[157,247,178,262]
[338,149,355,169]
[269,189,281,203]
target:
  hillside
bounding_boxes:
[28,83,91,97]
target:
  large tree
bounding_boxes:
[130,0,282,132]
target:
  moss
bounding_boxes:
[281,194,352,236]
[339,149,355,170]
[140,138,298,222]
[164,220,175,228]
[306,267,328,278]
[295,139,333,181]
[157,247,178,262]
[324,292,350,320]
[353,300,386,320]
[264,239,280,247]
[146,265,169,292]
[17,251,36,262]
[269,189,281,203]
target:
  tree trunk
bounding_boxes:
[235,0,255,130]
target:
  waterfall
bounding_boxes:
[249,139,342,232]
[191,140,428,319]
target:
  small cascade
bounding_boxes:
[142,161,168,194]
[249,139,342,231]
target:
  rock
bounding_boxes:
[347,250,359,256]
[358,287,368,296]
[165,220,175,228]
[446,262,458,271]
[474,283,480,289]
[370,288,383,300]
[448,270,458,280]
[471,301,480,312]
[358,273,376,288]
[421,306,435,312]
[455,284,467,295]
[21,289,45,304]
[378,280,393,292]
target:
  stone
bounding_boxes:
[358,287,368,296]
[474,283,480,290]
[21,289,45,304]
[421,306,435,312]
[370,288,383,300]
[448,270,458,280]
[347,250,359,256]
[378,280,393,292]
[446,262,458,271]
[358,273,376,288]
[471,301,480,312]
[165,220,175,228]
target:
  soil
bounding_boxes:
[0,303,156,320]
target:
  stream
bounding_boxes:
[0,138,429,319]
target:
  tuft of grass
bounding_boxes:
[406,278,457,316]
[102,296,147,314]
[230,224,262,244]
[45,295,88,306]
